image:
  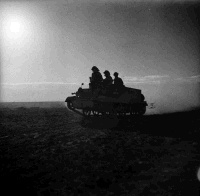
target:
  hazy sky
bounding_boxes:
[0,0,200,112]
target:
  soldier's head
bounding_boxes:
[91,66,99,72]
[113,72,119,77]
[104,70,110,76]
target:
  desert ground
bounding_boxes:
[0,102,200,195]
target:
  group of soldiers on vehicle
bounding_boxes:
[89,66,125,96]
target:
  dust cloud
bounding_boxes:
[139,82,200,115]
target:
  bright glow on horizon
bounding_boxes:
[1,3,36,46]
[2,14,27,41]
[0,2,42,87]
[9,21,21,33]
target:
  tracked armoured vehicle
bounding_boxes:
[65,84,148,117]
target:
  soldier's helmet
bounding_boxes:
[113,72,119,76]
[91,66,99,71]
[104,70,110,75]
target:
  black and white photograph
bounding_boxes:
[0,0,200,195]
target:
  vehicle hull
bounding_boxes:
[65,87,147,117]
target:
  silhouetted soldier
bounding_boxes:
[113,72,125,94]
[102,70,113,95]
[89,66,103,95]
[103,70,113,87]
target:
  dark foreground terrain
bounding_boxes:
[0,102,200,195]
